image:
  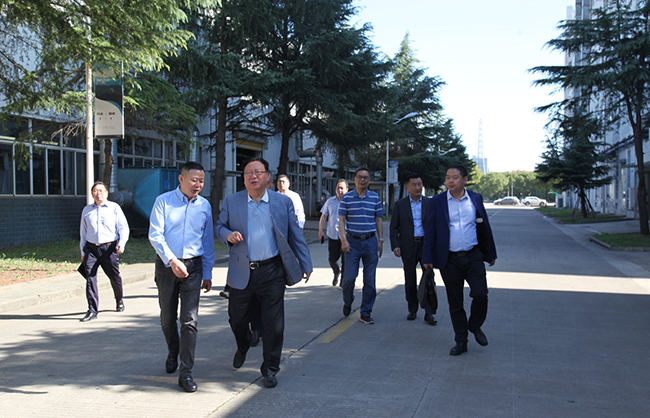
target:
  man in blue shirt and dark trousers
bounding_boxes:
[423,164,497,356]
[79,181,130,322]
[149,161,215,392]
[338,166,384,324]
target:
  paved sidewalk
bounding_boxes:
[1,210,650,418]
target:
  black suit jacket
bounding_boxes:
[389,195,429,259]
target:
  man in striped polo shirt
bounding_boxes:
[338,166,384,324]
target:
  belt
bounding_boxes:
[89,240,116,246]
[413,237,424,242]
[449,246,477,257]
[346,232,375,241]
[250,255,281,270]
[179,255,201,262]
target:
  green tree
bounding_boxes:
[531,0,649,233]
[535,103,613,218]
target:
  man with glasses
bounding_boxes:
[215,157,312,388]
[338,167,384,324]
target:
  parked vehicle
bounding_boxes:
[522,196,547,207]
[494,196,519,205]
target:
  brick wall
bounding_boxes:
[0,197,86,247]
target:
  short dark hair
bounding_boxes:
[91,181,107,192]
[277,174,290,182]
[404,173,421,184]
[181,161,204,174]
[355,166,370,176]
[336,179,349,188]
[448,164,468,178]
[242,157,269,175]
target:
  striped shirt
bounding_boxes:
[339,189,383,236]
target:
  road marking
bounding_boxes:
[317,316,357,343]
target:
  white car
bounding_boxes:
[522,196,547,207]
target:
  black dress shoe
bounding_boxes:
[165,354,178,374]
[80,311,97,322]
[333,272,339,286]
[263,374,278,388]
[449,342,468,356]
[424,314,437,326]
[471,328,488,346]
[343,304,351,317]
[250,331,262,347]
[233,350,246,369]
[116,300,125,312]
[406,311,417,321]
[178,375,197,392]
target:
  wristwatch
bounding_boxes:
[379,238,384,242]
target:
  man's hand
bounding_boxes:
[378,240,383,258]
[116,244,124,255]
[201,280,212,293]
[170,258,189,278]
[423,264,433,270]
[393,247,401,257]
[303,272,312,283]
[341,240,350,253]
[488,259,496,267]
[227,231,244,245]
[318,230,324,242]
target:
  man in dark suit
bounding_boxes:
[215,157,313,388]
[390,173,436,325]
[423,164,497,356]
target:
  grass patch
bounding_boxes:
[593,233,650,248]
[536,207,626,224]
[0,237,228,286]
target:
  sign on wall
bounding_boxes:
[94,63,124,137]
[388,160,399,184]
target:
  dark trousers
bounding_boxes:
[327,238,345,276]
[440,246,488,343]
[402,240,432,314]
[229,258,286,377]
[154,256,203,377]
[82,241,123,313]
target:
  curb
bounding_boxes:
[589,236,650,252]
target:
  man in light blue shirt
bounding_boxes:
[79,181,129,322]
[318,179,349,286]
[149,161,215,392]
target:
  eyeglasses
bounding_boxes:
[244,170,267,177]
[355,175,370,181]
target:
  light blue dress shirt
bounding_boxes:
[447,189,478,252]
[409,195,424,237]
[149,187,215,281]
[247,190,279,262]
[80,200,129,256]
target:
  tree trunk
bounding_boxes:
[580,187,588,218]
[634,134,649,235]
[277,116,291,175]
[102,138,113,188]
[211,100,228,221]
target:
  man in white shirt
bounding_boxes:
[319,179,348,286]
[276,174,305,229]
[79,181,129,322]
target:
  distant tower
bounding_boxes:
[473,119,489,173]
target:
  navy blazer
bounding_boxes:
[214,190,313,290]
[422,190,496,270]
[389,195,429,259]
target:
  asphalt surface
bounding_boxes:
[1,206,649,418]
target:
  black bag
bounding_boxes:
[417,266,437,314]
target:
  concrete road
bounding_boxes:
[1,206,649,418]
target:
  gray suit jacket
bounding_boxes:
[215,190,313,290]
[389,195,429,259]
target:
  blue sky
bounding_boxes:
[352,0,575,172]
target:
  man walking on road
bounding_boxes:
[215,157,312,389]
[148,162,215,392]
[339,167,384,324]
[423,164,496,356]
[79,181,130,322]
[319,179,349,286]
[390,173,437,325]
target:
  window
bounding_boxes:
[48,149,62,195]
[33,149,46,194]
[0,143,13,194]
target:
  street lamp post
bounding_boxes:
[387,112,418,215]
